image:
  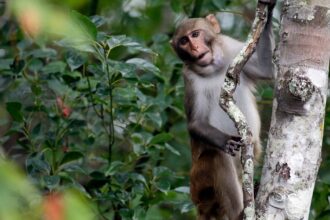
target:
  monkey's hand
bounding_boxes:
[224,137,244,156]
[259,0,276,10]
[258,0,276,5]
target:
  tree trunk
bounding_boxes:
[256,0,330,219]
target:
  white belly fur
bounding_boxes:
[190,72,260,138]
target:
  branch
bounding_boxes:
[218,2,271,219]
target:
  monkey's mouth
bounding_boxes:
[196,51,212,66]
[197,51,209,60]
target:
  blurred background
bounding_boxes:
[0,0,329,219]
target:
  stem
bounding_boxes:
[219,2,270,219]
[102,44,115,164]
[84,64,103,118]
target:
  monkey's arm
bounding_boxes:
[188,120,242,156]
[243,7,275,80]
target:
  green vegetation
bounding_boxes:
[0,0,329,219]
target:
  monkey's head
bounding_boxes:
[171,14,223,70]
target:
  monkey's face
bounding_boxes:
[176,29,213,67]
[171,15,223,73]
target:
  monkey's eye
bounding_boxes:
[179,37,189,45]
[191,30,200,38]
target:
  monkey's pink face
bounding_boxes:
[178,29,213,66]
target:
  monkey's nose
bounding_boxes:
[191,45,199,51]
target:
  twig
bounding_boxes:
[218,2,270,219]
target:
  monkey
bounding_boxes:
[170,4,275,220]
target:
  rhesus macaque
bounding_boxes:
[171,4,275,220]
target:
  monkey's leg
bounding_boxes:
[191,149,243,220]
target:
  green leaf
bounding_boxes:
[62,71,81,83]
[6,102,23,122]
[106,35,127,49]
[26,155,51,175]
[0,58,14,71]
[71,10,97,40]
[106,35,156,55]
[47,79,75,97]
[31,84,42,96]
[43,175,60,190]
[149,133,173,145]
[164,143,180,156]
[28,59,43,72]
[174,186,190,194]
[91,15,107,27]
[42,61,67,74]
[145,112,163,129]
[28,48,57,58]
[56,38,95,53]
[154,179,170,193]
[129,173,147,186]
[180,202,194,213]
[105,161,124,176]
[61,151,84,165]
[153,166,173,178]
[126,58,160,74]
[65,50,86,71]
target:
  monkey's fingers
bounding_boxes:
[224,144,237,156]
[227,140,243,151]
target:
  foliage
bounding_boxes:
[0,0,329,219]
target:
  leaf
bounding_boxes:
[0,58,14,71]
[126,58,160,74]
[108,61,137,79]
[61,151,84,165]
[47,79,75,97]
[91,15,107,28]
[129,173,147,186]
[174,186,190,194]
[56,38,95,53]
[106,35,127,49]
[31,123,41,137]
[62,71,81,83]
[6,102,23,122]
[26,155,51,175]
[70,10,97,40]
[105,161,124,176]
[164,143,180,156]
[180,202,194,213]
[28,58,43,72]
[145,112,163,129]
[153,166,173,178]
[107,35,156,55]
[28,48,57,58]
[43,175,60,190]
[154,179,170,193]
[149,133,173,145]
[65,50,86,71]
[42,61,67,74]
[31,84,42,96]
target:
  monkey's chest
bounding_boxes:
[192,77,258,136]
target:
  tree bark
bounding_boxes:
[256,0,330,219]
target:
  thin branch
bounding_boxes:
[218,2,270,220]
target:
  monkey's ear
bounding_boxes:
[205,14,221,34]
